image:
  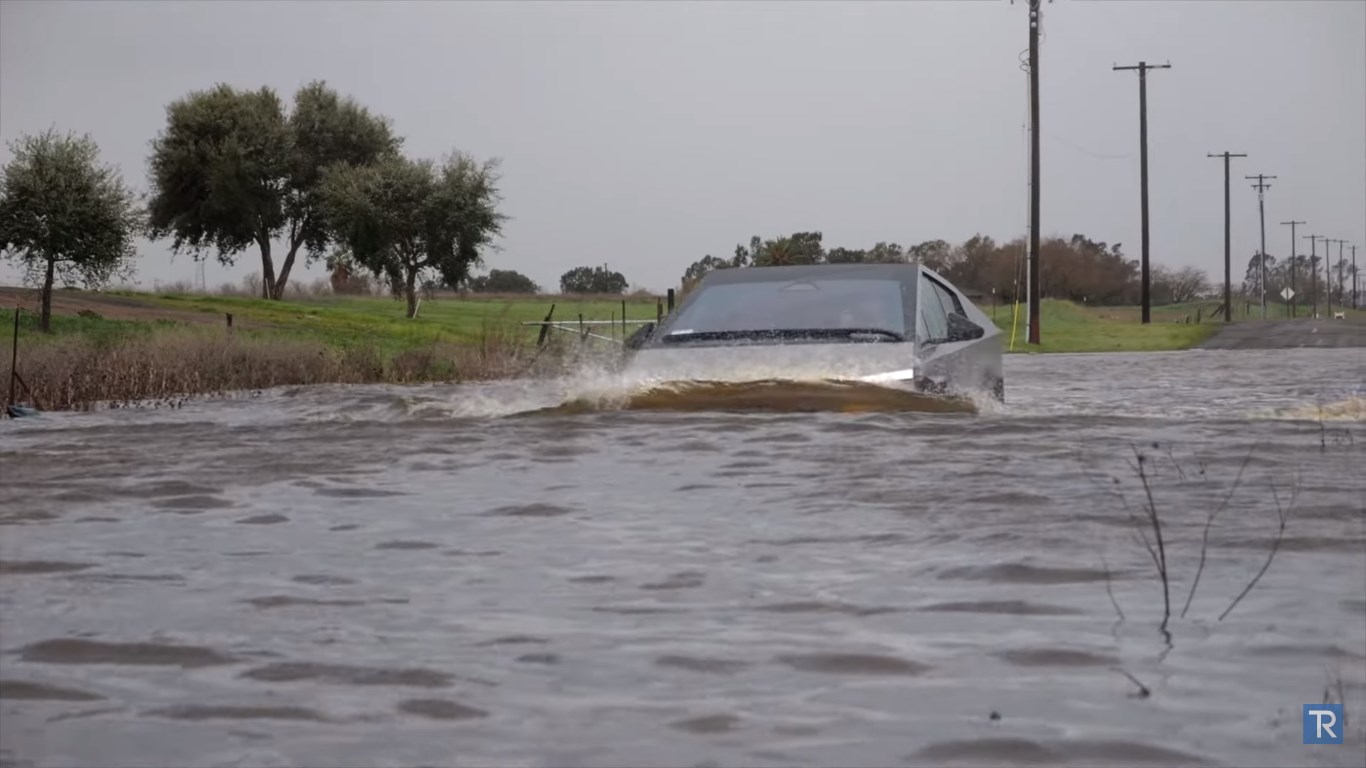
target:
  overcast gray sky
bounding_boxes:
[2,0,1363,295]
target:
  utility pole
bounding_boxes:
[1115,60,1171,324]
[1304,234,1323,317]
[1208,151,1246,322]
[1326,239,1345,314]
[1245,174,1275,319]
[1353,244,1359,309]
[1027,0,1043,345]
[1280,219,1304,317]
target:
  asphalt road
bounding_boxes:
[1198,316,1366,350]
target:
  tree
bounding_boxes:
[680,254,734,291]
[146,81,400,300]
[908,239,953,271]
[321,152,506,317]
[753,231,824,266]
[560,265,627,294]
[866,241,904,264]
[1152,265,1210,305]
[1240,252,1279,300]
[0,129,142,332]
[468,269,539,294]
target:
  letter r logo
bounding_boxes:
[1303,704,1344,745]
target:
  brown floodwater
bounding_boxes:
[1,347,1363,768]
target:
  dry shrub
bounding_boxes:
[2,319,568,411]
[450,316,551,380]
[4,330,387,411]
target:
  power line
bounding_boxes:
[1245,174,1275,319]
[1115,60,1171,325]
[1279,219,1305,317]
[1208,151,1247,322]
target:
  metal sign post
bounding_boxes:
[1280,286,1295,318]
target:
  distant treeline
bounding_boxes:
[1241,252,1358,309]
[682,232,1220,307]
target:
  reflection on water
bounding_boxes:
[1,348,1363,768]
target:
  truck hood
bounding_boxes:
[620,341,920,386]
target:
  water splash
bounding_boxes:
[1254,395,1366,423]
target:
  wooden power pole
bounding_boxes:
[1208,151,1246,322]
[1245,174,1275,319]
[1279,219,1305,317]
[1027,0,1043,345]
[1114,60,1171,324]
[1303,234,1323,317]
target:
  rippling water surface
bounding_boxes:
[2,348,1363,768]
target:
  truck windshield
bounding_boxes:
[660,278,909,341]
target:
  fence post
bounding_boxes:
[536,303,556,347]
[8,306,19,408]
[667,288,675,313]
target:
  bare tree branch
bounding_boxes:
[1132,446,1171,635]
[1101,554,1125,622]
[1219,477,1296,622]
[1182,443,1258,618]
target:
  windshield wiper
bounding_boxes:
[841,328,905,342]
[661,327,906,344]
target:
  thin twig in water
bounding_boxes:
[1219,478,1296,621]
[1131,446,1171,635]
[1111,667,1152,698]
[1181,443,1258,618]
[1101,554,1125,622]
[1120,460,1161,575]
[1160,442,1187,481]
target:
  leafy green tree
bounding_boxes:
[321,152,506,317]
[824,247,867,264]
[680,254,734,290]
[560,265,627,294]
[755,232,824,266]
[866,241,904,264]
[0,129,142,331]
[908,239,952,270]
[146,80,400,299]
[732,236,761,268]
[468,268,539,294]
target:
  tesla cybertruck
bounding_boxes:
[621,263,1004,402]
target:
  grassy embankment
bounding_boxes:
[1,291,661,410]
[8,287,1331,410]
[989,298,1224,353]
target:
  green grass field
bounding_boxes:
[987,299,1223,353]
[12,289,656,359]
[118,291,665,356]
[3,289,1270,356]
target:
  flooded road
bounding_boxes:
[1,347,1363,768]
